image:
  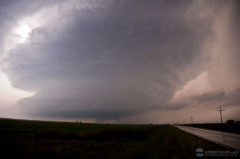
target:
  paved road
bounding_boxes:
[176,126,240,150]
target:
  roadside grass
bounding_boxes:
[0,119,233,159]
[185,123,240,134]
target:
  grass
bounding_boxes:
[0,119,235,159]
[185,123,240,134]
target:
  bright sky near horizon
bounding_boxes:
[0,15,35,109]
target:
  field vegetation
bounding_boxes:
[0,119,231,159]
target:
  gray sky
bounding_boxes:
[0,0,239,123]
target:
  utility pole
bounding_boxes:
[217,106,225,124]
[190,116,193,124]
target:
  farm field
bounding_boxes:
[0,119,234,159]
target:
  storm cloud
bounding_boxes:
[0,0,239,122]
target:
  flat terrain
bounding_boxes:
[0,119,235,159]
[186,123,240,134]
[177,126,240,150]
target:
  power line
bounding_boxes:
[190,116,193,124]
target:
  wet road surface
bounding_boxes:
[176,126,240,150]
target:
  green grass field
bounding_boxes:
[0,119,233,159]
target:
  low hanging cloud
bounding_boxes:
[1,0,239,121]
[195,90,226,104]
[194,88,240,107]
[178,88,240,107]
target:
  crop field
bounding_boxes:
[0,119,232,159]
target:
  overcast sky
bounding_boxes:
[0,0,239,123]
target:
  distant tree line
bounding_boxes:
[226,119,240,124]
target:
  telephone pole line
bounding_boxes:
[190,116,193,124]
[217,106,225,124]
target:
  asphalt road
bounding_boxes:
[176,126,240,150]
